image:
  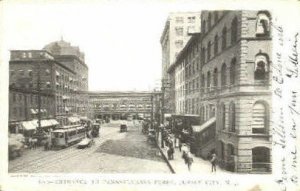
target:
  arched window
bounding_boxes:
[256,11,271,37]
[221,63,227,87]
[207,41,211,60]
[220,103,226,130]
[254,53,269,81]
[219,141,225,161]
[201,74,205,93]
[252,147,271,172]
[229,102,236,132]
[214,34,218,55]
[213,68,218,88]
[200,106,205,123]
[231,17,238,44]
[228,144,235,155]
[230,58,236,85]
[202,20,206,33]
[208,13,212,29]
[222,27,227,50]
[252,101,268,134]
[207,71,211,91]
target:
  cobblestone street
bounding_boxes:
[8,121,170,173]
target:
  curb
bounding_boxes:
[156,142,175,174]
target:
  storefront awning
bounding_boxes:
[21,119,58,130]
[68,117,80,123]
[21,121,36,131]
[32,120,53,128]
[49,119,59,126]
[192,117,216,133]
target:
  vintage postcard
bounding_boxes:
[0,0,300,191]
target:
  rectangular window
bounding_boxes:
[188,16,196,23]
[175,27,183,36]
[175,40,183,48]
[175,17,183,23]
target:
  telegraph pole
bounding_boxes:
[37,60,42,133]
[160,79,165,148]
[150,94,153,129]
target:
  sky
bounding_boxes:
[1,0,299,92]
[1,0,209,91]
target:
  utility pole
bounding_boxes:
[37,59,42,133]
[161,79,165,148]
[150,94,153,129]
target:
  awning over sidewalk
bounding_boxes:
[21,121,36,131]
[21,119,59,131]
[192,117,216,133]
[68,117,80,123]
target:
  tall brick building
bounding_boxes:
[9,39,90,131]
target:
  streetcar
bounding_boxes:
[51,125,86,148]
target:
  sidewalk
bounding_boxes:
[158,135,230,174]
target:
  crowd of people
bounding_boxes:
[142,120,219,173]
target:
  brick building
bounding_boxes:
[9,39,90,130]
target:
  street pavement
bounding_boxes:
[8,120,170,173]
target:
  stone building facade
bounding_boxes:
[166,10,272,173]
[200,10,272,173]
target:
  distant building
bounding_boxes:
[161,12,201,115]
[89,91,159,120]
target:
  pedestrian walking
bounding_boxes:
[211,153,217,173]
[181,143,188,154]
[186,151,193,171]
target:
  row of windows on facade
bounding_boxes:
[11,107,49,119]
[14,51,54,60]
[11,93,51,105]
[179,100,269,134]
[175,16,196,23]
[201,11,271,37]
[177,54,270,96]
[56,106,87,113]
[175,26,197,36]
[201,13,270,64]
[10,69,86,85]
[176,100,200,115]
[202,54,269,89]
[214,101,269,134]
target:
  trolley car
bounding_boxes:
[51,125,86,148]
